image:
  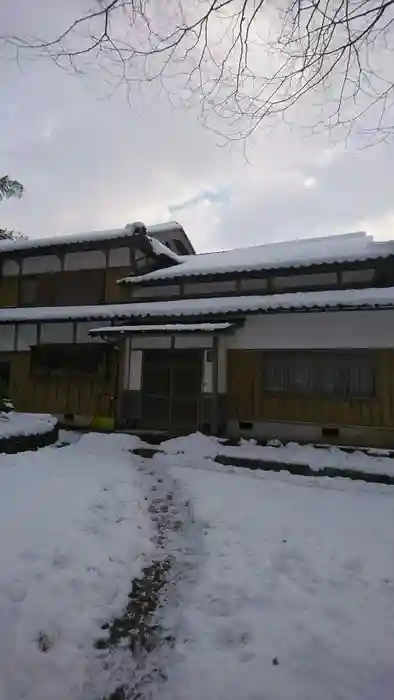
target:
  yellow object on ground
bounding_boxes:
[91,416,115,431]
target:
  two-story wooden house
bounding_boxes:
[2,224,394,446]
[0,221,194,429]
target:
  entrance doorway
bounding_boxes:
[141,350,203,431]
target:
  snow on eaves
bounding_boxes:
[3,286,394,323]
[0,221,183,253]
[146,235,183,263]
[122,231,394,283]
[89,322,234,335]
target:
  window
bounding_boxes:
[183,279,237,296]
[342,268,375,284]
[133,284,180,299]
[263,352,375,398]
[30,344,110,376]
[240,277,268,292]
[272,272,338,290]
[134,253,157,274]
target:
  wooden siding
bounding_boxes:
[227,349,394,428]
[105,267,131,303]
[0,266,133,307]
[3,351,117,417]
[0,277,18,307]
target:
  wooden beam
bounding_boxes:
[211,334,219,435]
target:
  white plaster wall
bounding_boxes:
[202,351,212,393]
[218,344,227,393]
[225,310,394,350]
[0,325,15,351]
[76,322,105,343]
[17,324,38,350]
[123,341,142,390]
[131,336,171,349]
[175,335,213,349]
[40,322,74,344]
[128,350,143,390]
[203,345,227,393]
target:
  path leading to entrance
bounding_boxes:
[92,450,204,700]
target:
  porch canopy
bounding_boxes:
[89,321,238,340]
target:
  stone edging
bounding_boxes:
[131,447,394,486]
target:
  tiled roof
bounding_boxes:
[2,286,394,323]
[121,231,394,283]
[0,221,184,253]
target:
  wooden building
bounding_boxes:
[0,221,194,429]
[2,225,394,446]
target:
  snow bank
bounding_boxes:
[0,432,153,700]
[0,412,57,439]
[161,432,222,458]
[160,433,394,476]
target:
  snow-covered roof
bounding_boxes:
[146,235,182,263]
[3,286,394,323]
[0,221,184,253]
[89,322,234,336]
[121,231,394,283]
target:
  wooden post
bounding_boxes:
[114,339,127,429]
[211,334,219,435]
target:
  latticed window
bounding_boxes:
[263,352,375,398]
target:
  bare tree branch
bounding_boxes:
[3,0,394,141]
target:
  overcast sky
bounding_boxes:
[1,1,394,253]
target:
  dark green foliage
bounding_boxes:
[0,175,24,201]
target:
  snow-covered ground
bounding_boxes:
[0,412,57,439]
[161,431,394,476]
[0,433,153,700]
[152,435,394,700]
[2,430,394,700]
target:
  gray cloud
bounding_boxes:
[1,1,394,252]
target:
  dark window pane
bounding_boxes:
[30,344,109,376]
[171,398,199,425]
[172,239,189,255]
[142,396,170,426]
[263,352,375,398]
[143,365,170,396]
[172,366,201,396]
